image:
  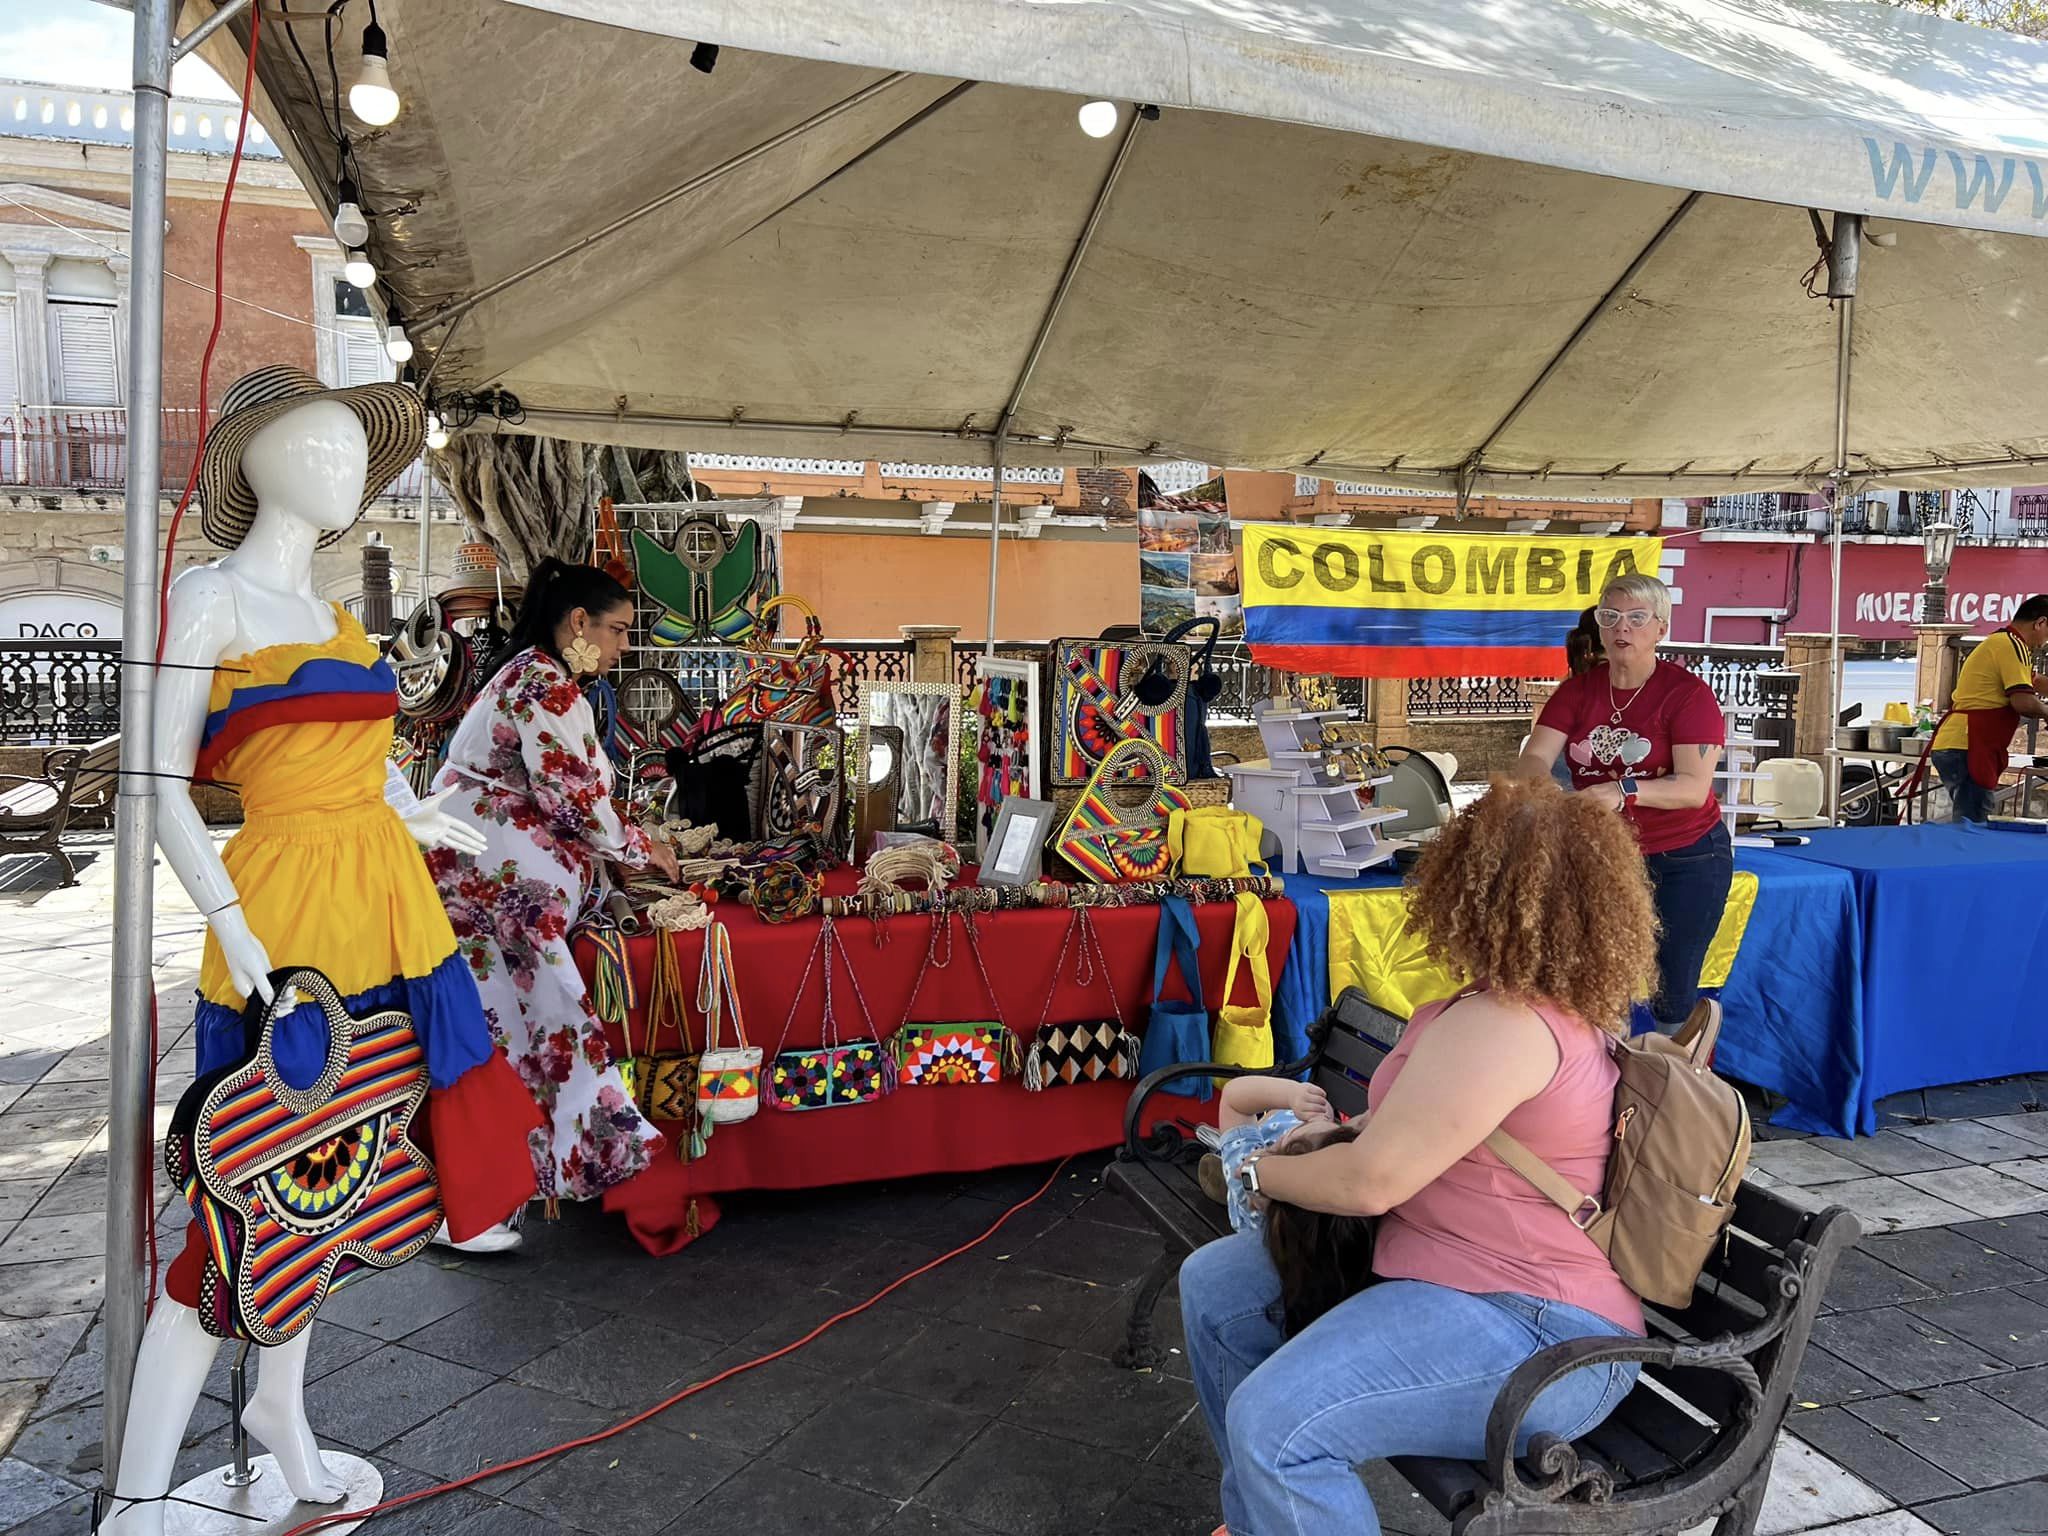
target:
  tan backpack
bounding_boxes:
[1486,1000,1752,1308]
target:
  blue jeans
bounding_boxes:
[1932,748,1992,823]
[1644,822,1734,1032]
[1181,1233,1639,1535]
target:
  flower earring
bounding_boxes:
[562,631,603,676]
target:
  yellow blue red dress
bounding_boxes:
[167,606,538,1306]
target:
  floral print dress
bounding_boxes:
[428,648,662,1202]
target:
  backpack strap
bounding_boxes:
[1483,1129,1604,1232]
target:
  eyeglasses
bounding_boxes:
[1595,607,1657,631]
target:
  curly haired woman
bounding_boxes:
[1181,777,1650,1536]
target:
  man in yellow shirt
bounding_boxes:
[1929,597,2048,822]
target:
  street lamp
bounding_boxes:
[1921,519,1958,624]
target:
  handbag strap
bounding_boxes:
[1164,616,1221,676]
[1220,893,1273,1015]
[820,915,877,1046]
[896,910,954,1033]
[1038,907,1127,1033]
[648,928,694,1055]
[695,921,747,1052]
[1152,897,1204,1012]
[959,911,1009,1032]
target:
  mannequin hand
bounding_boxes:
[401,789,488,856]
[211,906,276,1003]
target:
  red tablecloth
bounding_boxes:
[572,881,1295,1254]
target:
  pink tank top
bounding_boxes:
[1366,993,1644,1335]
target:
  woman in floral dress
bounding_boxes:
[428,560,681,1211]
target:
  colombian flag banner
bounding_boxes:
[1242,527,1664,679]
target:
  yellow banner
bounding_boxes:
[1243,526,1665,614]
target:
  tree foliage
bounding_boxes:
[1892,0,2048,37]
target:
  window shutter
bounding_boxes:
[337,320,393,387]
[0,302,17,411]
[51,303,119,406]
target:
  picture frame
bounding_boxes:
[972,656,1041,860]
[979,797,1056,886]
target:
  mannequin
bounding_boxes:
[105,395,493,1536]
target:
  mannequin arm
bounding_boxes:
[155,567,275,1002]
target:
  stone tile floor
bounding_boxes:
[6,838,2048,1534]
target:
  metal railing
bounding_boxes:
[1700,494,1818,533]
[1405,675,1536,719]
[0,640,122,744]
[0,407,442,502]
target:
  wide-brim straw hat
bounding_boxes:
[199,365,425,550]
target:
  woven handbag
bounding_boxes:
[1056,737,1193,883]
[628,931,701,1137]
[891,911,1007,1086]
[695,921,761,1127]
[1050,638,1189,786]
[765,916,895,1110]
[699,595,836,740]
[1010,907,1142,1090]
[164,966,442,1345]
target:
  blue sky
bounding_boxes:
[0,0,234,98]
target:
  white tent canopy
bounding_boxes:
[218,0,2048,495]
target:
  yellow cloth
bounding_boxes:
[1325,871,1761,1020]
[197,611,459,1009]
[1933,630,2036,751]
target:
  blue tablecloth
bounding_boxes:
[1275,869,1401,1067]
[1746,825,2048,1135]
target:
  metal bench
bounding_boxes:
[0,735,119,887]
[1105,986,1861,1535]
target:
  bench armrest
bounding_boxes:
[40,747,87,779]
[1479,1334,1764,1510]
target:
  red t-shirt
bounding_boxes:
[1538,661,1725,855]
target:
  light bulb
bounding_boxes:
[332,176,369,247]
[425,412,449,450]
[385,325,413,364]
[344,250,376,288]
[348,22,401,126]
[1077,100,1119,138]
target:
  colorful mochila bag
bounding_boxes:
[695,921,761,1130]
[1056,737,1194,883]
[892,911,1007,1087]
[1008,907,1143,1090]
[164,966,443,1345]
[765,915,896,1110]
[628,930,702,1140]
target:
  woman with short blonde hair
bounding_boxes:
[1516,571,1731,1033]
[1181,778,1648,1536]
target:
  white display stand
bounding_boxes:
[162,1456,380,1536]
[1225,705,1407,876]
[1719,707,1771,834]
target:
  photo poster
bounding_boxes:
[1138,503,1242,637]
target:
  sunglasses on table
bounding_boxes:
[1595,608,1658,631]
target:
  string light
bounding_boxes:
[425,411,449,450]
[1077,100,1118,138]
[349,5,401,126]
[384,305,413,364]
[344,249,376,288]
[332,174,369,247]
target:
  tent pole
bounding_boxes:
[105,0,176,1477]
[985,438,1004,655]
[1824,212,1861,825]
[418,454,433,606]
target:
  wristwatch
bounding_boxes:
[1236,1154,1265,1201]
[1619,775,1640,810]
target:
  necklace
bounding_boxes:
[1606,670,1649,726]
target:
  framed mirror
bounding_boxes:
[971,657,1040,860]
[855,683,963,850]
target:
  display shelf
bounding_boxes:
[1224,704,1406,877]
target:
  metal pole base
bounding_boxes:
[163,1455,381,1536]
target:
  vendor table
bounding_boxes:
[1731,825,2048,1137]
[574,878,1295,1254]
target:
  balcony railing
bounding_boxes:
[1700,494,1818,533]
[0,640,122,745]
[0,407,443,503]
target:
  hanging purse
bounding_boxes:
[1139,897,1214,1101]
[1057,737,1194,883]
[627,931,701,1136]
[1213,894,1277,1078]
[764,916,895,1110]
[759,719,847,847]
[1050,638,1189,786]
[892,911,1007,1086]
[695,921,761,1127]
[164,966,442,1345]
[1163,617,1224,779]
[1011,907,1143,1090]
[634,510,765,646]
